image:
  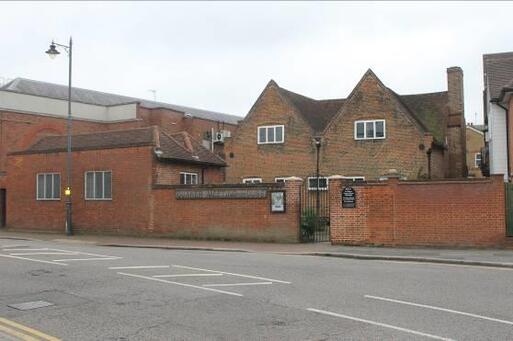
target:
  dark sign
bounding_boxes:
[176,188,267,200]
[342,186,356,208]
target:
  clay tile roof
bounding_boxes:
[398,91,449,145]
[11,126,157,155]
[158,131,226,166]
[276,87,345,134]
[483,52,513,100]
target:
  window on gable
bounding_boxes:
[85,171,112,200]
[355,120,386,140]
[258,125,284,144]
[36,173,61,200]
[308,177,328,191]
[180,172,198,185]
[475,153,482,168]
[243,178,262,184]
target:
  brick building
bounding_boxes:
[466,124,485,178]
[225,67,466,185]
[0,78,240,227]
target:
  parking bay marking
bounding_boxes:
[109,265,170,270]
[307,308,454,341]
[0,254,68,266]
[117,272,243,297]
[53,257,121,262]
[153,273,222,278]
[172,265,291,284]
[365,295,513,326]
[203,282,273,287]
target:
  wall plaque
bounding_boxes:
[342,186,356,208]
[176,188,267,200]
[270,191,286,213]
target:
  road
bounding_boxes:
[1,237,513,340]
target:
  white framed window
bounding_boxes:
[243,178,262,184]
[180,172,198,185]
[342,176,365,182]
[308,177,328,191]
[275,177,287,183]
[85,171,112,200]
[258,125,284,144]
[36,173,61,200]
[475,153,482,168]
[354,120,386,140]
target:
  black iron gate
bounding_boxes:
[300,180,330,242]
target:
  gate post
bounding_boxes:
[328,175,345,244]
[284,177,303,242]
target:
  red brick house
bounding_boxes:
[225,67,466,185]
[0,78,240,227]
[6,126,226,232]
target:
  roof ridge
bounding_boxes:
[398,90,448,97]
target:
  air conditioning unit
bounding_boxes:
[213,130,231,144]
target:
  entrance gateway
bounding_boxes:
[300,179,330,242]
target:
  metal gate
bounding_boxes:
[506,183,513,237]
[300,180,330,242]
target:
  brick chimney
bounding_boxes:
[446,67,467,177]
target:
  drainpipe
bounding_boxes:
[427,148,432,179]
[496,102,510,181]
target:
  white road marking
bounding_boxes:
[109,265,170,270]
[0,254,68,266]
[172,265,291,284]
[203,282,273,287]
[53,257,121,262]
[117,272,243,297]
[307,308,454,341]
[2,248,50,252]
[365,295,513,326]
[152,273,223,278]
[10,252,77,256]
[49,248,119,258]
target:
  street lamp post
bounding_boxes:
[314,137,321,217]
[46,37,73,236]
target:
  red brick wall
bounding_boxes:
[330,175,506,247]
[154,163,225,185]
[225,84,317,183]
[6,146,154,233]
[149,180,301,242]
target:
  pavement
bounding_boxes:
[1,235,513,340]
[1,229,513,269]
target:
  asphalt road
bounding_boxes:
[1,237,513,340]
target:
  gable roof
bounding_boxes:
[158,131,226,166]
[0,78,242,124]
[483,52,513,101]
[272,70,449,145]
[10,126,226,166]
[276,87,345,134]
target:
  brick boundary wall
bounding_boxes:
[149,179,302,242]
[329,175,507,247]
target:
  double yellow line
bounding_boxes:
[0,317,60,341]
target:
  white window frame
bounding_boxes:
[475,153,482,168]
[275,177,287,183]
[84,170,112,201]
[36,173,61,201]
[342,176,365,182]
[307,177,328,191]
[180,172,199,185]
[257,125,285,144]
[354,120,386,140]
[243,178,262,184]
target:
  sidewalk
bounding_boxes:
[1,230,513,269]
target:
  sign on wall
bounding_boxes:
[270,191,286,213]
[342,186,356,208]
[176,188,267,200]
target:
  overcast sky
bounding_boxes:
[1,1,512,123]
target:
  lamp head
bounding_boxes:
[45,42,60,59]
